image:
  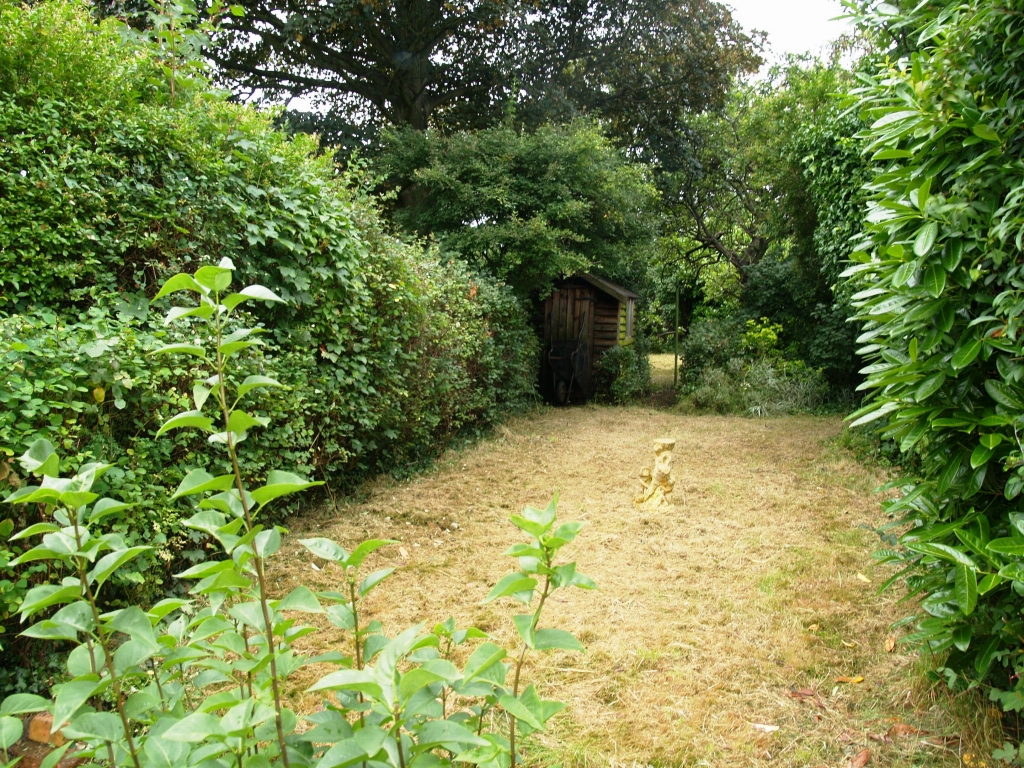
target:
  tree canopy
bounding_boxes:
[205,0,760,152]
[379,121,659,297]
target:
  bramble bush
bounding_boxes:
[0,261,591,768]
[0,0,538,686]
[842,0,1024,760]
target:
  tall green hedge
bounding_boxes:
[0,0,537,682]
[846,0,1024,724]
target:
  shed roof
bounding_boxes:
[577,273,640,303]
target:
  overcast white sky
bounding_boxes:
[725,0,854,67]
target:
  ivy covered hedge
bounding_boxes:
[0,0,537,679]
[845,0,1024,737]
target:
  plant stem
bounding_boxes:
[509,575,552,768]
[212,302,291,768]
[70,518,142,768]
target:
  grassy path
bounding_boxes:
[275,407,995,767]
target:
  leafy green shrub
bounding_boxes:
[594,342,652,403]
[0,0,538,688]
[843,0,1024,752]
[0,261,591,768]
[678,316,745,384]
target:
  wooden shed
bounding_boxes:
[541,274,639,403]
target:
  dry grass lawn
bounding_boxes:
[274,406,1002,768]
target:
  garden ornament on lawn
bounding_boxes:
[635,438,676,510]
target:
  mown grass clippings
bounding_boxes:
[274,406,1001,767]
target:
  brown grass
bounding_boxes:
[273,405,1002,768]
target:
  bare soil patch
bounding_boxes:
[275,406,997,767]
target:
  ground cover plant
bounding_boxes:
[0,261,590,768]
[843,0,1024,761]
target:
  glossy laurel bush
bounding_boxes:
[0,261,592,768]
[843,0,1024,738]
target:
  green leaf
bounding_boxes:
[194,265,233,293]
[413,720,489,749]
[512,614,535,648]
[250,471,323,507]
[347,539,396,569]
[254,527,281,557]
[485,573,537,603]
[19,584,82,618]
[63,712,123,742]
[913,222,938,257]
[9,522,60,541]
[399,668,448,701]
[0,693,50,716]
[921,264,946,298]
[986,380,1024,410]
[970,443,994,469]
[237,375,283,398]
[0,715,23,750]
[238,285,285,303]
[165,304,215,325]
[143,730,191,768]
[88,547,153,590]
[152,343,207,358]
[359,568,395,597]
[498,693,544,730]
[154,273,206,300]
[276,585,323,613]
[156,410,215,437]
[53,678,104,730]
[954,564,978,615]
[19,439,59,477]
[950,338,983,371]
[162,712,225,742]
[108,606,159,653]
[987,538,1024,556]
[533,628,584,652]
[299,537,348,562]
[172,470,237,500]
[915,372,946,401]
[88,497,134,523]
[307,669,383,698]
[972,123,1000,142]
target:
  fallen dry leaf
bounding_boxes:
[868,732,890,744]
[841,639,858,648]
[856,573,872,583]
[788,687,826,708]
[885,636,896,653]
[850,747,870,767]
[888,723,925,739]
[835,675,865,684]
[750,723,780,734]
[807,623,820,631]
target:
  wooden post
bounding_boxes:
[673,279,680,388]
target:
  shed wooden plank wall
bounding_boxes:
[545,285,595,349]
[593,297,620,353]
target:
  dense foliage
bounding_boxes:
[653,61,870,390]
[378,122,659,298]
[843,0,1024,750]
[0,261,592,768]
[0,0,538,678]
[676,316,829,415]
